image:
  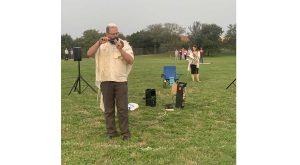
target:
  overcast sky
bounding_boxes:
[62,0,235,38]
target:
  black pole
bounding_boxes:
[78,61,81,94]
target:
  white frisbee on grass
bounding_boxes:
[128,103,139,111]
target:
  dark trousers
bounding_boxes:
[190,64,199,74]
[100,81,130,137]
[200,56,203,63]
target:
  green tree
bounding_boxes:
[201,24,223,55]
[188,22,223,56]
[126,30,155,54]
[223,24,236,50]
[118,33,126,40]
[73,37,84,49]
[188,21,203,48]
[61,34,73,58]
[146,24,164,53]
[146,23,185,53]
[126,23,186,54]
[163,23,185,50]
[127,30,154,48]
[188,21,202,37]
[164,23,185,35]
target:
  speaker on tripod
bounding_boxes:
[73,47,82,61]
[68,47,97,95]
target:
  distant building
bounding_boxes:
[179,35,189,42]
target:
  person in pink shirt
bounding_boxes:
[200,47,204,63]
[181,48,185,60]
[175,49,179,60]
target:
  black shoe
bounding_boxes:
[122,136,130,141]
[107,132,119,140]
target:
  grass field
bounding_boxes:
[61,53,236,164]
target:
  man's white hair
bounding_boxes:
[106,23,118,33]
[107,23,117,27]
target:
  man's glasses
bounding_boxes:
[108,32,119,35]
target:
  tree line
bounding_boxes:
[61,21,236,58]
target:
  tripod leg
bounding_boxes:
[80,76,97,93]
[68,77,79,95]
[73,77,81,93]
[82,86,89,93]
[226,78,236,89]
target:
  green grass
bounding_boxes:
[61,53,236,165]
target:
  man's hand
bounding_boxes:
[87,37,108,57]
[99,37,109,44]
[116,40,124,50]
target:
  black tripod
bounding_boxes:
[68,61,97,95]
[226,78,236,89]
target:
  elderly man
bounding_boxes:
[87,23,134,140]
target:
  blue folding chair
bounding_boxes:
[161,66,182,88]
